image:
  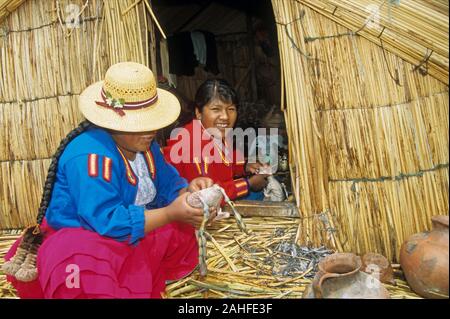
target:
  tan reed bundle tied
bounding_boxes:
[187,185,249,277]
[163,216,423,299]
[271,0,449,262]
[1,0,155,231]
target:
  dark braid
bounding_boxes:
[2,120,93,281]
[36,120,92,224]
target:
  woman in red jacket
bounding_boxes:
[164,79,269,201]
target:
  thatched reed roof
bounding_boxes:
[299,0,449,84]
[0,0,25,23]
[3,0,448,84]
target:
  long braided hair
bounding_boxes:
[2,120,92,282]
[36,120,92,224]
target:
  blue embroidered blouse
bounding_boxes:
[45,127,188,245]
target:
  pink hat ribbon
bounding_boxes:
[95,88,158,117]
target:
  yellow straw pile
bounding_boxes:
[0,231,20,299]
[164,216,421,299]
[0,218,422,299]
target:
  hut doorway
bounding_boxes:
[152,0,291,199]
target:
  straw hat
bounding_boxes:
[79,62,180,132]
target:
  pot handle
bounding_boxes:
[312,270,341,298]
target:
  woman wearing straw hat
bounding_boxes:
[2,62,215,299]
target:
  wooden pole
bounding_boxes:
[246,9,258,101]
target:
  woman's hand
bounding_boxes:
[206,206,218,227]
[247,174,269,192]
[166,192,205,228]
[187,177,214,193]
[245,161,271,174]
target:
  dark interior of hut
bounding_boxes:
[152,0,291,200]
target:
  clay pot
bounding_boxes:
[361,253,395,285]
[400,215,449,299]
[303,253,390,299]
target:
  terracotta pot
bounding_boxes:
[400,215,449,299]
[303,253,390,299]
[361,252,395,285]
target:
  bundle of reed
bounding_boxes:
[330,169,448,261]
[298,0,449,84]
[300,14,448,111]
[0,159,51,229]
[0,230,21,257]
[0,231,20,298]
[0,280,16,298]
[272,0,448,261]
[165,216,312,298]
[320,93,449,179]
[1,0,158,229]
[0,0,25,23]
[164,216,421,299]
[0,218,421,299]
[0,0,150,102]
[0,97,83,161]
[271,0,335,250]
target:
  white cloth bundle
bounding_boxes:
[263,176,285,202]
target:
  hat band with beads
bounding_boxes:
[79,61,181,133]
[95,88,159,117]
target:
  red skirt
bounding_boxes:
[4,220,198,299]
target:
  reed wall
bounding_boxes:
[0,0,155,229]
[0,0,25,22]
[272,0,449,261]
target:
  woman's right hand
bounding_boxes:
[247,174,269,192]
[166,192,205,228]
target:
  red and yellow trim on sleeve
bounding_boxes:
[102,157,113,182]
[204,156,209,175]
[88,154,99,177]
[193,156,203,175]
[234,177,249,197]
[143,149,156,180]
[116,147,137,186]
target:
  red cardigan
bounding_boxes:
[164,120,249,200]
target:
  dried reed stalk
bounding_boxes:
[272,0,448,262]
[0,218,421,299]
[1,0,158,229]
[164,216,421,299]
[298,0,449,84]
[0,0,26,23]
